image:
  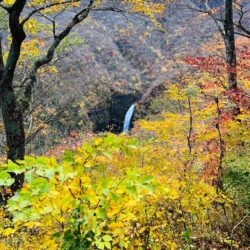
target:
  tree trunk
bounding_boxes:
[0,84,25,192]
[0,37,25,194]
[224,0,237,89]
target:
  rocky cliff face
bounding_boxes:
[38,0,219,133]
[25,0,249,144]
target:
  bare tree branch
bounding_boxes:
[21,0,80,24]
[203,0,225,39]
[234,2,250,38]
[20,0,95,111]
[25,98,77,144]
[234,31,250,39]
[189,1,250,39]
[91,6,125,13]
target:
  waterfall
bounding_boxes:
[123,103,136,133]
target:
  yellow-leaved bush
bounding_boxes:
[0,74,249,249]
[0,133,224,249]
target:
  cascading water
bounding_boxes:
[123,103,136,133]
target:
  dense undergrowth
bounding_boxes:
[0,74,249,249]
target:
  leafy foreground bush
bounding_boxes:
[0,133,247,249]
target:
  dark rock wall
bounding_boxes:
[88,92,140,133]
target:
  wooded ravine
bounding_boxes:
[0,0,249,249]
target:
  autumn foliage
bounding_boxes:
[0,48,249,248]
[0,0,249,249]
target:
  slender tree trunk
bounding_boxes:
[224,0,237,89]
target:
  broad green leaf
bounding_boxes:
[0,172,15,186]
[104,241,111,249]
[7,160,23,174]
[103,235,112,242]
[96,242,105,250]
[102,151,113,160]
[96,207,106,219]
[142,175,154,184]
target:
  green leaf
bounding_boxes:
[30,178,54,194]
[12,211,26,223]
[37,156,50,166]
[82,230,94,249]
[126,185,137,196]
[25,171,33,183]
[0,172,15,186]
[64,230,74,241]
[53,232,61,238]
[142,184,155,193]
[7,160,23,174]
[103,235,112,242]
[96,207,106,219]
[102,151,113,160]
[19,199,30,208]
[63,150,74,163]
[36,167,55,179]
[128,145,137,149]
[108,192,118,201]
[104,241,111,249]
[83,143,94,154]
[96,242,105,250]
[24,156,36,164]
[142,176,154,184]
[59,165,77,181]
[121,146,132,157]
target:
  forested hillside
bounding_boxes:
[0,0,249,249]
